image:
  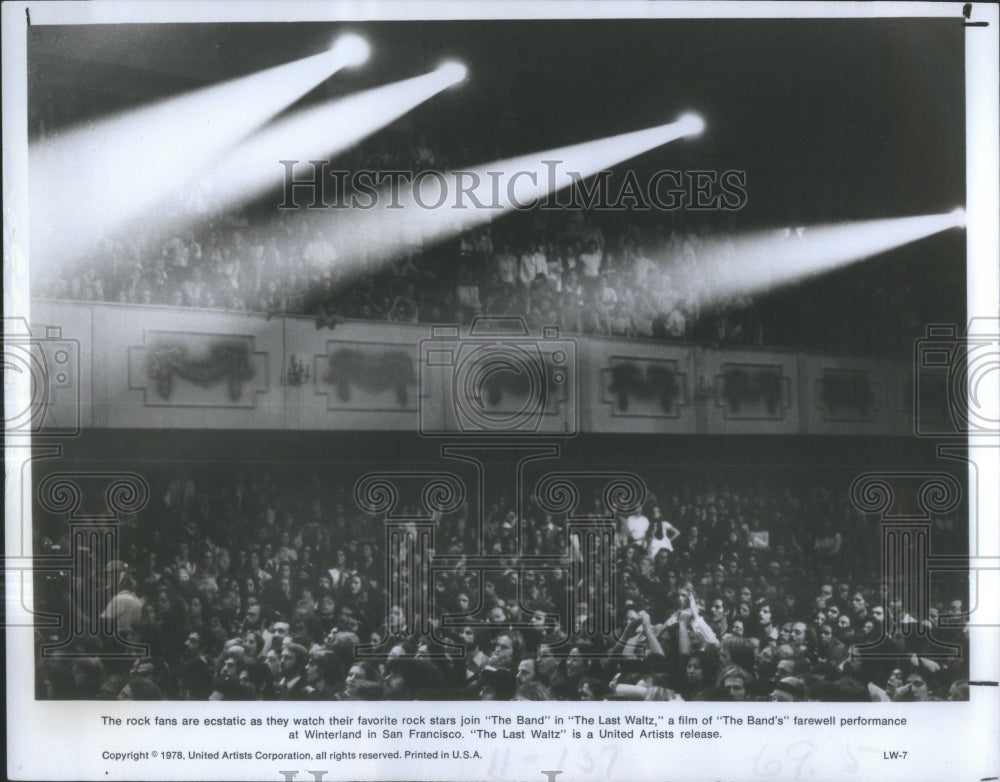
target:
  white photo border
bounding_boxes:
[4,2,998,781]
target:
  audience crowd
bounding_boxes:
[34,210,762,348]
[35,463,969,702]
[33,135,939,356]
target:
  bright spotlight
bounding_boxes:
[30,46,369,271]
[438,61,468,86]
[654,209,970,309]
[157,66,469,229]
[331,33,370,68]
[951,207,967,228]
[675,112,705,138]
[245,116,704,287]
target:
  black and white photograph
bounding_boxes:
[4,2,999,781]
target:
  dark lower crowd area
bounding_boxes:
[33,432,969,703]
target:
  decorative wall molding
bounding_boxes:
[601,357,689,417]
[33,301,916,434]
[716,363,791,419]
[316,343,418,411]
[128,331,269,408]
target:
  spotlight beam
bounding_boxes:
[275,113,706,281]
[189,65,469,218]
[657,210,967,308]
[451,113,705,217]
[29,38,369,268]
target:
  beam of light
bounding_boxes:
[654,209,967,309]
[447,112,704,219]
[269,112,705,281]
[29,34,370,269]
[181,63,470,219]
[674,112,705,137]
[330,33,371,68]
[437,60,468,85]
